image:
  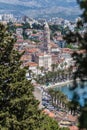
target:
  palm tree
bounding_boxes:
[61,69,65,80]
[59,92,65,108]
[56,90,62,108]
[37,65,40,75]
[67,101,78,115]
[64,61,67,69]
[55,63,59,70]
[57,69,61,81]
[68,65,73,79]
[40,66,45,74]
[60,63,64,70]
[53,90,59,107]
[28,69,32,78]
[48,88,55,105]
[61,95,68,109]
[51,64,56,72]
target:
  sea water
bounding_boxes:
[54,82,87,106]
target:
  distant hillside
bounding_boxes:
[0,0,81,20]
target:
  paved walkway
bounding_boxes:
[33,86,44,109]
[43,79,80,90]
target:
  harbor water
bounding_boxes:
[54,82,87,106]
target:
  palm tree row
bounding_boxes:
[47,88,68,110]
[47,88,80,116]
[35,65,73,85]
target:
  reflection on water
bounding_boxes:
[55,82,87,106]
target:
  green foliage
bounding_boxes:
[78,105,87,129]
[59,128,69,130]
[0,23,61,130]
[38,115,59,130]
[77,0,87,22]
[49,24,65,40]
[32,23,44,30]
[33,30,37,34]
[49,24,63,33]
[21,22,31,39]
[22,22,31,30]
[30,39,40,43]
[22,30,28,40]
[64,0,87,129]
[7,22,16,33]
[66,43,76,49]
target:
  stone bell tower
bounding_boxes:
[43,22,51,53]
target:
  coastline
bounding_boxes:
[33,78,80,108]
[33,80,79,128]
[42,79,80,90]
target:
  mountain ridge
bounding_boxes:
[0,0,81,20]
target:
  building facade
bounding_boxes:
[35,52,52,71]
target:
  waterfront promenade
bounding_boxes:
[33,80,79,128]
[42,79,80,90]
[43,80,73,89]
[33,78,80,105]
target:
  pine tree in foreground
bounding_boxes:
[0,23,61,130]
[64,0,87,129]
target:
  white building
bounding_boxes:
[0,14,2,21]
[16,28,23,35]
[25,62,38,78]
[35,52,52,71]
[2,14,14,22]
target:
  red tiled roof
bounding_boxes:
[20,55,31,61]
[42,109,55,118]
[76,49,87,54]
[62,48,73,53]
[36,53,44,56]
[18,50,25,53]
[67,114,78,122]
[25,48,38,53]
[50,41,58,48]
[69,126,79,130]
[56,36,63,41]
[62,48,72,51]
[14,23,22,27]
[17,39,24,43]
[25,62,38,67]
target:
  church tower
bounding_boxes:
[43,22,51,53]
